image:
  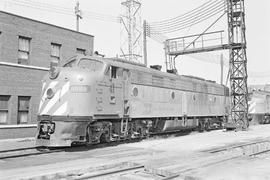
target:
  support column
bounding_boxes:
[143,20,148,66]
[227,0,248,130]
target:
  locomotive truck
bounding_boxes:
[36,55,230,147]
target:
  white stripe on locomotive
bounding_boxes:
[53,101,68,115]
[60,82,70,98]
[249,101,256,113]
[38,81,59,112]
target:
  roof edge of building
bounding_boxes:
[0,10,94,38]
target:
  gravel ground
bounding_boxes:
[1,125,270,180]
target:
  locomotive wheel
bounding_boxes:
[100,133,110,143]
[135,125,146,138]
[138,128,143,138]
[100,124,111,143]
[86,125,92,144]
[205,121,210,131]
[198,120,205,132]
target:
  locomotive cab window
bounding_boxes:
[116,68,123,78]
[106,66,122,79]
[111,66,117,78]
[78,58,104,71]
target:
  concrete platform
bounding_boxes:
[0,137,35,151]
[0,125,36,139]
[1,125,270,180]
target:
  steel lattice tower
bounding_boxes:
[120,0,142,63]
[227,0,248,130]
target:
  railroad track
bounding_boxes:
[0,129,217,161]
[0,138,142,160]
[145,139,270,179]
[0,137,140,160]
[203,139,270,154]
[74,163,144,180]
[207,139,270,157]
[63,162,180,180]
[3,137,270,179]
[0,146,67,160]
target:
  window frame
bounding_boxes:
[111,66,117,78]
[17,96,31,124]
[50,43,61,67]
[105,65,123,79]
[77,58,104,71]
[18,36,31,65]
[0,95,10,124]
[76,48,86,55]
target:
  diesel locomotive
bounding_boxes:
[249,90,270,124]
[36,55,230,147]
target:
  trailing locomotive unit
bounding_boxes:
[36,55,230,146]
[248,90,270,124]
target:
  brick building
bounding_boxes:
[0,11,94,139]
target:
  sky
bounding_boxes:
[0,0,269,85]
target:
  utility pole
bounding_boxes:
[75,1,82,32]
[143,20,148,66]
[220,53,224,85]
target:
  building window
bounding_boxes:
[0,95,10,124]
[18,36,31,65]
[18,96,30,124]
[76,48,86,55]
[51,43,61,68]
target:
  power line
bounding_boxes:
[148,3,225,34]
[149,0,224,27]
[2,0,120,23]
[189,53,270,78]
[20,0,119,20]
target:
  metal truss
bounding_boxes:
[227,0,248,130]
[161,0,249,130]
[120,0,143,63]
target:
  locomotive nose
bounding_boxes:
[39,67,99,116]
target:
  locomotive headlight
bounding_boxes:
[46,88,55,99]
[49,66,59,79]
[70,85,90,93]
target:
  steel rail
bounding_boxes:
[206,139,270,153]
[0,129,220,160]
[173,140,270,176]
[74,165,145,180]
[0,146,42,153]
[0,149,63,160]
[249,149,270,156]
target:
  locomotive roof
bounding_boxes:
[105,57,225,88]
[68,55,226,88]
[250,90,270,95]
